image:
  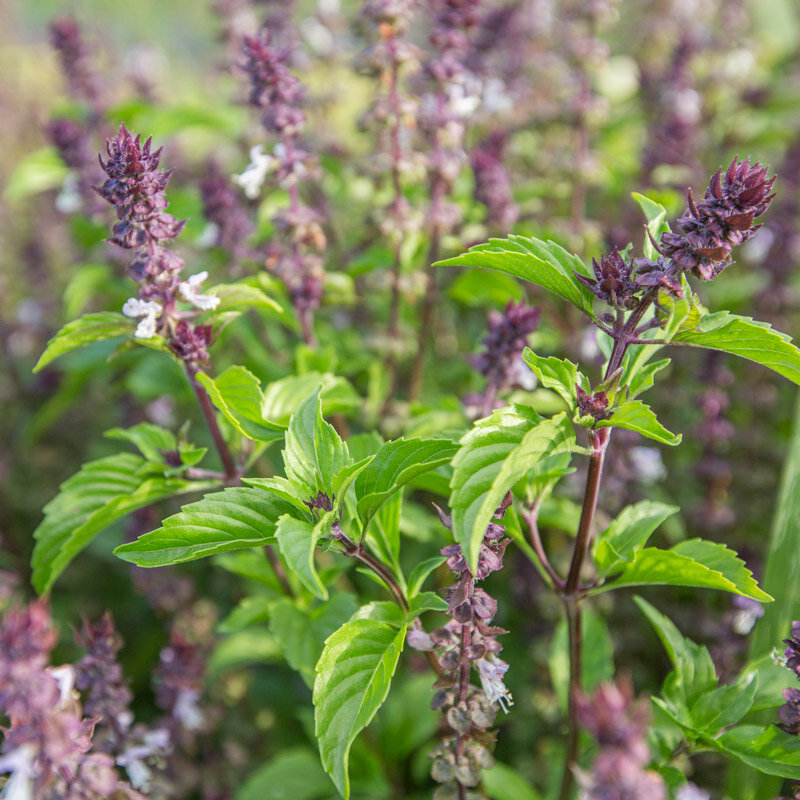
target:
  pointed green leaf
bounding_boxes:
[600,540,772,601]
[236,748,331,800]
[626,357,671,400]
[672,312,800,386]
[593,500,679,576]
[196,366,285,443]
[354,437,458,530]
[450,406,574,573]
[105,423,176,462]
[283,388,350,497]
[313,619,406,798]
[114,487,296,567]
[218,596,274,633]
[275,513,330,600]
[690,671,758,734]
[597,399,681,445]
[34,312,135,372]
[634,597,717,706]
[205,282,283,315]
[716,725,800,779]
[407,556,446,597]
[31,453,211,594]
[269,595,359,686]
[261,372,360,425]
[435,235,595,315]
[632,192,670,260]
[483,762,543,800]
[5,146,69,201]
[522,349,590,409]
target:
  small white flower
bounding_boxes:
[476,653,514,713]
[232,145,278,199]
[174,688,204,730]
[0,743,37,800]
[117,728,171,791]
[49,665,76,708]
[179,271,220,311]
[122,298,162,339]
[55,171,83,214]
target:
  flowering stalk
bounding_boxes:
[356,0,421,395]
[410,499,513,799]
[94,125,237,480]
[236,30,326,347]
[554,157,774,800]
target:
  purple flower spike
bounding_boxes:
[659,157,776,281]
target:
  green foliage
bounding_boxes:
[196,366,285,443]
[354,437,458,531]
[31,452,214,594]
[521,349,589,410]
[275,513,330,600]
[34,312,141,372]
[671,312,800,386]
[261,372,360,424]
[435,235,596,315]
[598,539,772,601]
[593,500,679,576]
[236,748,332,800]
[632,192,670,259]
[597,399,681,445]
[450,405,574,573]
[4,146,69,201]
[114,487,296,566]
[313,619,406,798]
[283,387,350,498]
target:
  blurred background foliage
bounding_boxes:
[3,0,800,797]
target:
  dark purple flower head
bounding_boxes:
[633,254,684,297]
[576,385,611,422]
[96,125,186,295]
[49,16,103,107]
[472,300,540,391]
[242,31,306,135]
[778,687,800,735]
[169,321,213,364]
[470,133,519,230]
[46,117,90,170]
[199,161,254,253]
[577,250,639,309]
[660,157,775,281]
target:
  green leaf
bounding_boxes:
[690,671,758,734]
[407,556,446,597]
[600,540,772,601]
[114,487,296,567]
[408,591,449,617]
[275,513,330,600]
[483,762,542,800]
[354,437,458,531]
[4,146,69,201]
[634,597,717,707]
[268,594,359,686]
[313,619,406,798]
[261,372,361,425]
[218,596,274,633]
[236,748,332,800]
[196,366,285,443]
[632,192,670,260]
[549,608,614,711]
[206,282,283,315]
[672,312,800,386]
[593,500,679,576]
[34,312,134,372]
[716,725,800,779]
[626,357,671,400]
[31,453,209,594]
[449,270,524,307]
[435,235,596,315]
[597,399,681,445]
[450,406,574,574]
[283,388,350,497]
[105,423,176,462]
[521,349,589,409]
